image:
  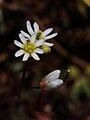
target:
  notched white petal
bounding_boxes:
[14,40,23,48]
[26,20,34,35]
[42,28,53,37]
[22,53,29,61]
[52,79,63,88]
[45,70,61,82]
[57,79,63,85]
[15,50,24,57]
[34,22,39,33]
[20,30,30,38]
[45,33,58,40]
[35,48,44,54]
[31,53,40,60]
[44,79,63,90]
[19,33,27,43]
[44,42,54,47]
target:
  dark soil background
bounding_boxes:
[0,0,90,120]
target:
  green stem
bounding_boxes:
[18,60,29,100]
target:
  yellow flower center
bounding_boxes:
[22,40,36,54]
[36,30,44,40]
[42,45,51,53]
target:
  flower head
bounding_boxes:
[40,70,63,90]
[21,21,58,53]
[14,33,44,61]
[14,20,58,61]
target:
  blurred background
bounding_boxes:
[0,0,90,120]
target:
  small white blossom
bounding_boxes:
[21,21,58,51]
[14,20,58,61]
[40,70,63,90]
[14,33,44,61]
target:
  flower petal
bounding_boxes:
[31,53,40,60]
[35,39,44,47]
[44,79,63,90]
[45,70,61,82]
[30,33,36,43]
[34,22,39,33]
[44,42,54,47]
[20,30,30,39]
[15,50,24,57]
[35,48,44,54]
[51,79,63,88]
[26,20,34,35]
[42,28,53,37]
[14,40,23,48]
[19,33,27,43]
[45,33,58,40]
[22,53,29,61]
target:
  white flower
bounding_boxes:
[40,70,63,90]
[21,20,58,48]
[14,33,44,61]
[14,20,58,60]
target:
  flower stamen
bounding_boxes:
[22,40,36,54]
